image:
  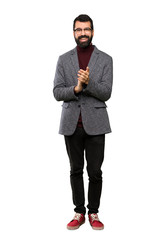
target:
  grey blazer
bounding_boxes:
[53,46,113,136]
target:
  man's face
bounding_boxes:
[73,21,94,48]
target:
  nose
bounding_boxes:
[81,29,86,35]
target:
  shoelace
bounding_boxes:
[90,214,100,222]
[73,213,82,222]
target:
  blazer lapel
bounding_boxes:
[70,47,79,76]
[88,46,99,76]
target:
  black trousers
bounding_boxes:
[64,126,105,215]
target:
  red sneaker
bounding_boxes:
[88,214,104,230]
[67,213,85,230]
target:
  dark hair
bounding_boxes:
[73,14,94,30]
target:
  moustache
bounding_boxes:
[78,35,89,40]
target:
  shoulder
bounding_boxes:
[94,46,113,62]
[59,48,76,60]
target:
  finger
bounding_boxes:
[78,69,87,74]
[78,77,85,83]
[79,70,89,77]
[86,66,89,72]
[77,73,88,79]
[78,70,85,75]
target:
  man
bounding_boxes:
[53,14,113,230]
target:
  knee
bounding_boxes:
[70,168,83,178]
[87,169,102,183]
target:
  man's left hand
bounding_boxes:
[77,66,89,85]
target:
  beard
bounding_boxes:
[75,35,93,48]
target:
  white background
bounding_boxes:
[0,0,160,239]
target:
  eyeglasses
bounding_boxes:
[74,28,92,35]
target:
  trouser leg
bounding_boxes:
[85,134,105,214]
[64,127,86,215]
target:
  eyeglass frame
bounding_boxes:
[74,27,93,34]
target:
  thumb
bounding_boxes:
[86,66,89,72]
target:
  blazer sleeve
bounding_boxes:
[83,56,113,102]
[53,56,78,101]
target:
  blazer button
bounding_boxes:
[78,105,80,107]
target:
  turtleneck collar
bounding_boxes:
[77,44,94,53]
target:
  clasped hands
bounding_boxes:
[74,67,89,93]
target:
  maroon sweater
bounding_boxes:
[76,44,94,127]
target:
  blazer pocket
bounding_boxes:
[94,103,107,108]
[62,102,69,108]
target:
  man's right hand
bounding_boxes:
[74,80,83,94]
